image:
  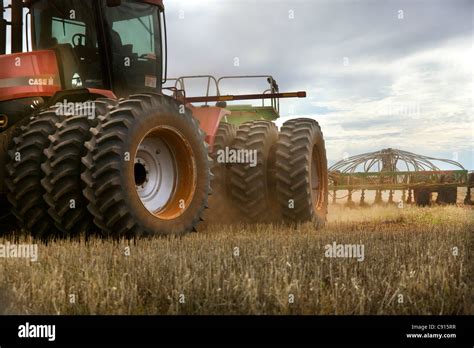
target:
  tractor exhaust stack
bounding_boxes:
[11,0,23,53]
[0,2,5,55]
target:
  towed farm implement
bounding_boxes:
[329,148,474,206]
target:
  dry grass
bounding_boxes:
[0,205,472,315]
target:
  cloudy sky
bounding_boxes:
[164,0,473,169]
[3,0,472,168]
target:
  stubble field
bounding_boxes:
[0,204,472,315]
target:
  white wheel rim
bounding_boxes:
[133,126,197,220]
[135,136,177,214]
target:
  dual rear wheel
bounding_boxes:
[82,94,210,237]
[5,94,211,238]
[215,119,328,227]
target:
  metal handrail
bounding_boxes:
[217,75,279,111]
[166,75,281,111]
[166,75,220,105]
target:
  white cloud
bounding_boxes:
[279,35,473,168]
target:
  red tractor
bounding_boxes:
[0,0,328,238]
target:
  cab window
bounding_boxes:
[51,17,86,46]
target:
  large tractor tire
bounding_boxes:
[41,99,117,236]
[436,187,457,205]
[82,93,211,237]
[0,195,16,233]
[5,109,63,238]
[414,188,431,206]
[0,123,24,232]
[275,118,328,227]
[206,122,239,223]
[229,120,279,222]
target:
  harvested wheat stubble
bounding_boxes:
[0,205,472,315]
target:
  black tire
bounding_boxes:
[0,195,16,233]
[275,118,328,227]
[81,93,211,237]
[207,122,238,222]
[468,173,474,186]
[41,99,117,236]
[0,122,24,233]
[5,109,63,238]
[436,187,457,205]
[414,188,431,206]
[229,120,279,222]
[466,173,474,205]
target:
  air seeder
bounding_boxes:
[329,148,473,207]
[0,0,328,237]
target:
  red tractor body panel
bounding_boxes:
[84,88,117,100]
[0,50,61,102]
[188,105,231,150]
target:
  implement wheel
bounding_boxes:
[436,187,457,205]
[414,188,431,206]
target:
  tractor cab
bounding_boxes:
[30,0,165,97]
[0,0,165,114]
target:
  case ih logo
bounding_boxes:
[0,75,59,89]
[28,77,55,86]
